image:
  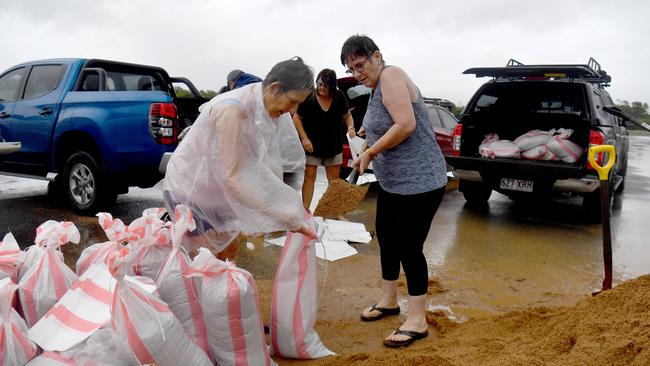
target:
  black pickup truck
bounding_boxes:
[447,59,632,222]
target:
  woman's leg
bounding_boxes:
[302,164,318,210]
[361,186,402,318]
[324,164,340,182]
[384,187,445,343]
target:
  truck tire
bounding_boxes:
[459,179,492,203]
[62,151,117,215]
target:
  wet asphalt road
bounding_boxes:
[1,135,648,318]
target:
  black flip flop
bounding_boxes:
[383,328,429,348]
[360,303,401,322]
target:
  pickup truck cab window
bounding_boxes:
[23,64,66,100]
[0,68,26,102]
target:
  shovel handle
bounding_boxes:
[588,145,616,181]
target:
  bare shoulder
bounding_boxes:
[380,66,408,85]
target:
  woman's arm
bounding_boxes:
[293,112,314,154]
[355,67,416,172]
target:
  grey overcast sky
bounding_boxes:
[2,0,649,106]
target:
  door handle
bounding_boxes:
[0,112,10,119]
[39,108,53,116]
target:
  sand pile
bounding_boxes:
[315,274,650,366]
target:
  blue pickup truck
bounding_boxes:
[0,58,207,213]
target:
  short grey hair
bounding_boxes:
[263,57,314,93]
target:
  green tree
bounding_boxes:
[174,86,191,98]
[199,89,218,99]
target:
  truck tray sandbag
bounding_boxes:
[514,129,551,150]
[546,135,584,163]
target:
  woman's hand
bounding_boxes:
[301,138,314,153]
[294,221,317,239]
[353,148,375,175]
[347,127,357,139]
[357,127,366,138]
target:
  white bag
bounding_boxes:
[0,278,38,366]
[127,208,172,279]
[521,145,557,161]
[156,205,211,359]
[16,222,66,282]
[188,248,274,366]
[109,248,212,366]
[0,232,22,282]
[479,133,520,158]
[546,135,584,163]
[19,221,80,327]
[514,129,551,150]
[270,215,334,359]
[76,213,134,276]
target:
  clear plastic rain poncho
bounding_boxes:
[163,83,305,252]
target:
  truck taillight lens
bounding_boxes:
[451,124,463,157]
[586,129,606,170]
[149,103,178,144]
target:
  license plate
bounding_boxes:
[500,178,533,192]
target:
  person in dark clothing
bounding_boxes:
[227,69,263,91]
[293,69,356,210]
[341,35,447,348]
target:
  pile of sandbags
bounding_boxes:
[0,205,332,365]
[479,129,584,163]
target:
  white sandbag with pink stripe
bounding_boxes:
[546,129,584,163]
[18,220,80,327]
[0,233,23,282]
[109,247,212,366]
[0,277,38,366]
[76,213,136,276]
[156,205,211,359]
[521,144,558,161]
[270,214,334,359]
[188,248,274,366]
[16,222,66,282]
[29,262,116,352]
[514,129,551,150]
[479,133,520,158]
[127,208,173,279]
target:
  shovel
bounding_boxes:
[313,167,369,218]
[588,144,616,292]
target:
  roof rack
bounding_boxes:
[464,58,611,87]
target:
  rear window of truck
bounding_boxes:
[471,82,587,117]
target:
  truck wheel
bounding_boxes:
[62,151,117,215]
[459,179,492,203]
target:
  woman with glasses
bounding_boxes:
[340,35,447,348]
[293,69,356,212]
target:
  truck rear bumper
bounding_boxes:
[452,168,600,193]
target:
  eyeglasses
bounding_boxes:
[345,57,369,75]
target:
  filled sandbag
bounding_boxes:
[514,129,551,151]
[156,205,211,359]
[479,134,520,158]
[270,214,334,359]
[521,144,558,161]
[127,208,172,279]
[0,232,22,282]
[546,134,584,163]
[76,213,134,276]
[0,278,37,366]
[18,220,80,327]
[109,247,211,366]
[188,248,274,366]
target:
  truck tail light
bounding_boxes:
[149,103,178,145]
[586,129,606,170]
[451,123,463,157]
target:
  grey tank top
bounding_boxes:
[363,71,447,195]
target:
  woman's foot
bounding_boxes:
[360,301,400,321]
[383,326,429,348]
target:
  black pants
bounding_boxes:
[375,185,445,296]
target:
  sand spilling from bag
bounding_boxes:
[258,274,650,366]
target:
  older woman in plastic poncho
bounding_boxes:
[163,57,317,260]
